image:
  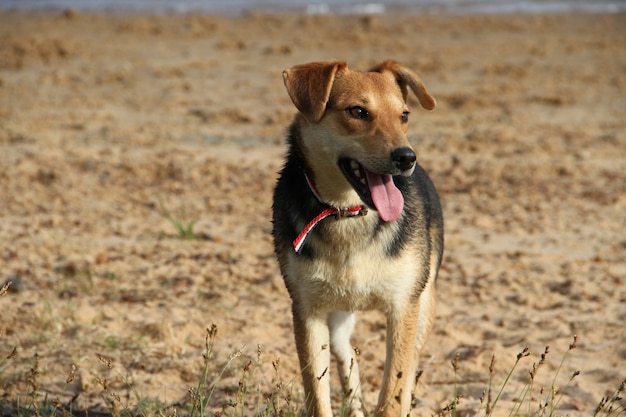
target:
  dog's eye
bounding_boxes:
[401,111,409,123]
[347,106,369,120]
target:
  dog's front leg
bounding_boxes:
[375,302,421,417]
[329,311,364,417]
[292,306,333,417]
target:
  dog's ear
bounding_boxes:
[283,60,347,123]
[370,60,436,110]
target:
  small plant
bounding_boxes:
[449,352,462,417]
[438,352,463,417]
[487,344,531,414]
[541,336,580,416]
[189,324,220,416]
[159,199,198,240]
[263,356,299,417]
[594,378,626,417]
[28,353,41,417]
[438,335,599,417]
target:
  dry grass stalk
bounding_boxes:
[0,280,12,297]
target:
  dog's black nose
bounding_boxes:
[391,147,416,172]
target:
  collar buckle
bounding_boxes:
[333,206,368,220]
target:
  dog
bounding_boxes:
[272,60,443,417]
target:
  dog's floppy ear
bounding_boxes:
[283,60,347,123]
[370,60,436,110]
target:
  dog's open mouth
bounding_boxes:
[338,158,404,222]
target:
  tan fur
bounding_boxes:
[275,60,442,417]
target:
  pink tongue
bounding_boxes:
[365,171,404,222]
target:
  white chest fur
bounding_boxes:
[286,215,421,314]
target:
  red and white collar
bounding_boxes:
[292,173,368,253]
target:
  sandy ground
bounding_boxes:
[1,9,625,416]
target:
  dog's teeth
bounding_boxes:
[350,160,360,169]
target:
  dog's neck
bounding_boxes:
[292,171,367,254]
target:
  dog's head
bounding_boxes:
[283,60,435,221]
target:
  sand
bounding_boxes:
[0,9,625,416]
